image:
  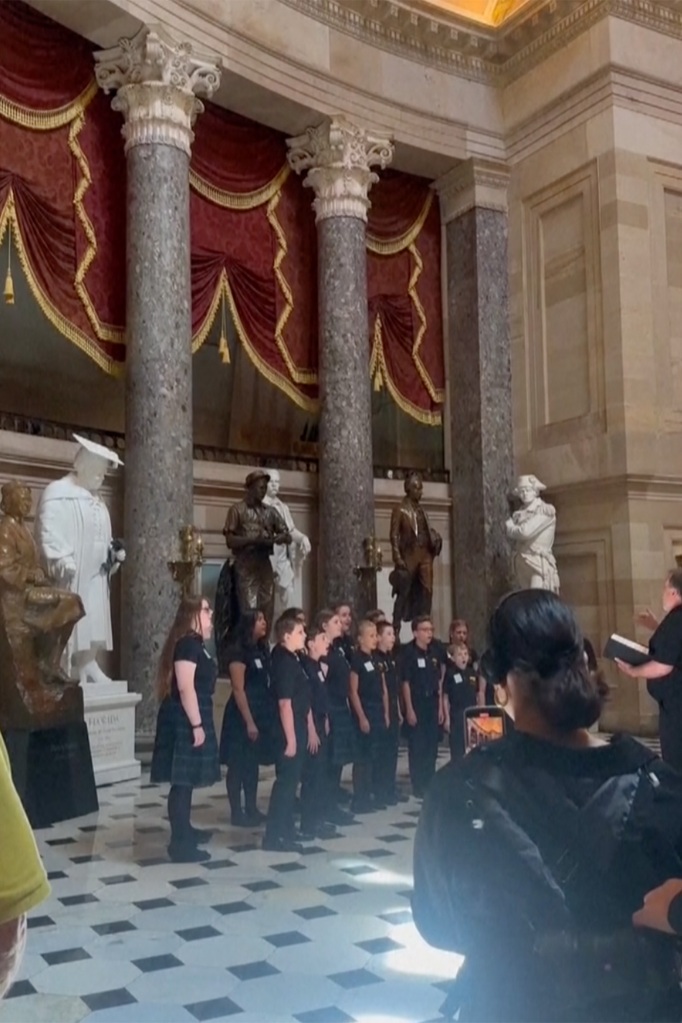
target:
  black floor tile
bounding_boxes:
[42,947,92,966]
[264,930,312,948]
[6,980,36,999]
[82,988,137,1012]
[228,959,280,981]
[295,905,338,921]
[358,848,394,859]
[100,873,137,885]
[133,897,175,911]
[242,880,281,893]
[201,858,236,871]
[271,861,306,874]
[329,968,383,989]
[185,995,243,1020]
[319,884,359,897]
[379,909,412,925]
[376,833,409,844]
[132,953,183,973]
[391,821,417,830]
[212,900,254,915]
[355,936,404,954]
[59,893,99,907]
[45,837,76,846]
[295,1008,355,1023]
[47,870,68,880]
[170,877,209,889]
[27,915,55,929]
[340,865,377,877]
[92,920,137,936]
[70,854,105,864]
[135,856,169,868]
[176,925,221,942]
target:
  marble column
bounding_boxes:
[436,159,514,646]
[95,30,221,731]
[287,118,393,612]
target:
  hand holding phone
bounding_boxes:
[463,706,506,755]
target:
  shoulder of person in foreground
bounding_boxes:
[0,736,50,925]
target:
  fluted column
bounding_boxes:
[436,159,514,645]
[287,118,393,611]
[95,29,221,731]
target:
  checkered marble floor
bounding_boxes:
[2,749,462,1023]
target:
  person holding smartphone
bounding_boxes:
[263,613,318,853]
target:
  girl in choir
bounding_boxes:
[349,619,389,814]
[151,596,219,863]
[219,610,273,826]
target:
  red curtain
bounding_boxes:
[367,171,444,424]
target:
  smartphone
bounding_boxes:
[463,706,506,754]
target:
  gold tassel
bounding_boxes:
[4,223,14,305]
[373,365,383,392]
[217,288,230,364]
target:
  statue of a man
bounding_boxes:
[263,469,311,620]
[389,471,442,630]
[223,470,291,628]
[34,435,124,686]
[505,474,560,592]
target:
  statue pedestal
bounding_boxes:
[82,680,142,786]
[3,722,99,828]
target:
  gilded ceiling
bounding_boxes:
[420,0,534,25]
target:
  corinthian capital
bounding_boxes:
[287,116,393,223]
[95,27,222,157]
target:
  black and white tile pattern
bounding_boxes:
[2,751,461,1023]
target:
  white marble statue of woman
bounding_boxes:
[263,469,311,618]
[505,474,560,593]
[35,435,124,685]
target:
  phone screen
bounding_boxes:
[463,706,506,754]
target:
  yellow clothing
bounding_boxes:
[0,735,50,924]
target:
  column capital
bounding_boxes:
[94,27,222,157]
[286,116,393,223]
[435,158,510,225]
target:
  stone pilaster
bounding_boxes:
[436,158,514,648]
[95,29,221,731]
[287,117,393,611]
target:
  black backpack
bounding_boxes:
[413,736,682,1018]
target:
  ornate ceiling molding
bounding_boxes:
[278,0,682,86]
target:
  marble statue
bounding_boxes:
[505,474,560,592]
[214,471,291,670]
[389,471,442,629]
[35,435,125,686]
[263,469,311,620]
[0,481,85,729]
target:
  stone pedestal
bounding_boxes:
[82,681,142,786]
[287,117,393,610]
[437,160,514,645]
[95,29,221,732]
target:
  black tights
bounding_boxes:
[168,784,193,843]
[226,746,259,817]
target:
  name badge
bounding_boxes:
[365,661,374,671]
[254,658,263,669]
[417,657,426,668]
[454,673,463,684]
[318,671,325,682]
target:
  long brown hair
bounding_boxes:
[156,595,204,701]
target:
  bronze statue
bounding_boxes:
[389,471,442,629]
[0,481,85,729]
[214,471,290,670]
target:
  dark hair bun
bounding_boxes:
[487,590,603,732]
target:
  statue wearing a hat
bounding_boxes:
[505,474,560,593]
[35,435,125,686]
[214,471,291,664]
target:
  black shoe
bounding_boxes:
[298,826,317,841]
[372,799,388,810]
[168,842,211,863]
[189,826,214,845]
[350,798,374,815]
[336,788,352,805]
[324,807,355,826]
[262,836,304,854]
[314,822,339,839]
[242,811,266,828]
[245,807,267,823]
[395,791,409,803]
[384,794,398,806]
[231,812,253,828]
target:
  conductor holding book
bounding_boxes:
[614,569,682,771]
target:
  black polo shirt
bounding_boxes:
[648,605,682,705]
[302,655,329,721]
[271,645,311,731]
[375,651,399,702]
[350,650,384,709]
[324,644,351,708]
[400,640,441,700]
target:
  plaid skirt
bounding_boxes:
[353,701,387,764]
[219,692,277,767]
[150,693,221,789]
[328,702,356,767]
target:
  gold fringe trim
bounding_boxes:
[366,193,433,255]
[0,191,121,376]
[191,269,318,413]
[408,242,444,406]
[266,189,317,385]
[370,312,442,426]
[68,107,125,346]
[190,163,291,209]
[0,79,98,130]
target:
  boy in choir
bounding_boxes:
[349,620,389,814]
[374,620,405,805]
[263,614,319,853]
[443,641,477,760]
[318,609,356,823]
[400,615,445,798]
[299,625,339,840]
